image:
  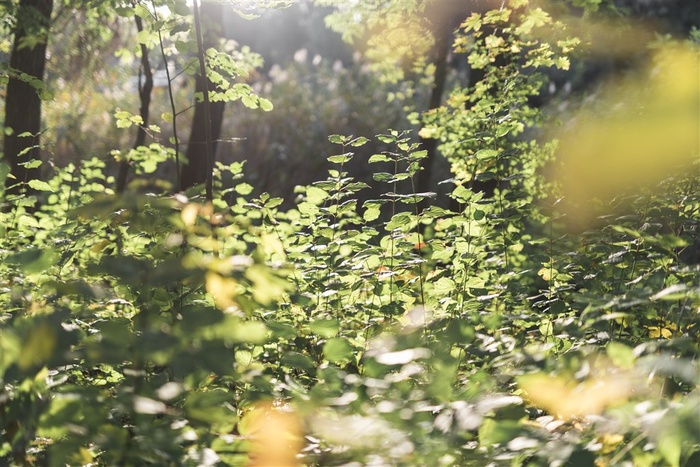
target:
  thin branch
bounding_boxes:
[154,2,181,191]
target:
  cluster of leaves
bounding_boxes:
[1,126,698,465]
[1,1,698,467]
[218,53,414,204]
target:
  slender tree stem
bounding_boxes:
[117,11,153,194]
[192,0,214,201]
[154,3,181,191]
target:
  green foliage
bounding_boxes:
[1,1,698,466]
[1,134,698,465]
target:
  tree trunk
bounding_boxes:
[415,21,450,208]
[3,0,53,199]
[181,2,225,192]
[116,14,153,194]
[417,1,503,212]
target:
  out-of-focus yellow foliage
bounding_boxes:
[205,271,240,310]
[240,401,302,467]
[518,370,634,419]
[180,203,201,227]
[553,42,700,228]
[541,7,657,58]
[599,433,625,454]
[18,322,56,370]
[363,11,432,83]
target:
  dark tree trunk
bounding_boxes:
[416,1,501,211]
[3,0,53,199]
[181,74,225,191]
[181,2,225,192]
[415,21,450,208]
[116,14,153,194]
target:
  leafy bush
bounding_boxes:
[1,1,698,466]
[1,125,699,465]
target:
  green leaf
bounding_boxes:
[18,322,56,370]
[451,185,473,203]
[606,342,635,369]
[266,321,298,340]
[185,390,235,426]
[281,352,315,373]
[306,186,329,204]
[22,159,42,169]
[245,265,289,305]
[114,6,135,17]
[462,12,482,32]
[372,172,393,182]
[28,179,53,192]
[94,318,134,345]
[409,150,428,161]
[433,277,456,295]
[309,319,340,338]
[369,154,392,163]
[657,427,682,467]
[264,197,284,208]
[170,23,190,35]
[328,134,347,144]
[258,97,273,111]
[350,136,369,147]
[241,94,258,109]
[475,149,498,161]
[445,319,476,343]
[231,321,268,344]
[386,212,413,231]
[328,153,353,164]
[235,183,254,195]
[363,204,381,222]
[6,248,57,274]
[323,338,354,363]
[169,2,190,16]
[478,418,523,446]
[135,29,154,45]
[134,3,152,19]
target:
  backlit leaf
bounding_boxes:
[323,338,354,363]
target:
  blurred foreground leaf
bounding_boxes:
[553,42,700,228]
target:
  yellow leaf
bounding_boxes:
[205,272,240,311]
[78,447,94,464]
[600,433,624,454]
[260,232,286,260]
[18,322,56,370]
[241,401,302,467]
[518,372,632,419]
[648,326,673,339]
[181,203,200,227]
[552,43,700,229]
[538,267,553,281]
[418,126,438,139]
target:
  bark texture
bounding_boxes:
[181,2,225,192]
[3,0,53,198]
[116,14,153,194]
